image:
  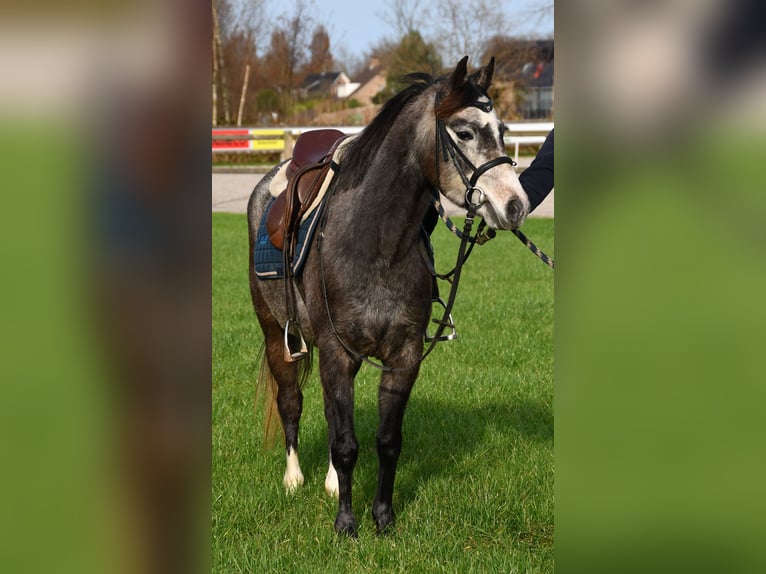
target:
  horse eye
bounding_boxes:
[456,130,473,141]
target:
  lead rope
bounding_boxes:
[434,120,555,270]
[430,190,555,270]
[512,228,555,269]
[314,98,551,371]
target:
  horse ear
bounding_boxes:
[475,57,495,91]
[450,56,470,90]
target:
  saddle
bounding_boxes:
[265,129,347,253]
[261,129,347,363]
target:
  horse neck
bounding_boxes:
[344,122,433,242]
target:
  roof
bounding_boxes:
[352,63,385,88]
[300,71,344,95]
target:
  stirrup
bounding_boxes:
[284,320,309,362]
[425,298,457,342]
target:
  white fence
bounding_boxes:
[212,121,552,163]
[502,122,553,162]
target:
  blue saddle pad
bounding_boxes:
[254,197,325,280]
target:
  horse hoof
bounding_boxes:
[283,470,304,494]
[334,514,358,539]
[283,448,304,493]
[373,504,395,536]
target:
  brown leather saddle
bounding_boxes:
[263,129,347,362]
[265,129,347,253]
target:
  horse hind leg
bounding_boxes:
[324,460,339,498]
[249,197,313,493]
[255,314,313,493]
[322,386,339,498]
[262,324,340,499]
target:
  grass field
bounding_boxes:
[212,212,554,573]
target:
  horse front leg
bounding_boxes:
[372,365,418,535]
[320,350,361,537]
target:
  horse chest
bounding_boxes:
[349,272,431,331]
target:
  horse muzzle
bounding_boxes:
[479,195,528,230]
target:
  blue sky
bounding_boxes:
[268,0,553,61]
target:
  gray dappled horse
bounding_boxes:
[247,57,529,537]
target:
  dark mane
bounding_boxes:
[333,72,437,191]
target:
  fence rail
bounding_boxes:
[212,122,552,163]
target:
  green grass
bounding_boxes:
[213,212,554,573]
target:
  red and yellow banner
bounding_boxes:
[212,129,285,152]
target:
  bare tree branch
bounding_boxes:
[429,0,509,65]
[377,0,432,38]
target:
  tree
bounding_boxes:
[431,0,509,65]
[260,0,316,119]
[305,25,334,75]
[213,0,270,125]
[374,30,442,104]
[212,0,231,125]
[389,30,442,78]
[378,0,431,38]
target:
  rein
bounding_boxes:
[422,109,519,346]
[432,113,555,270]
[314,92,549,372]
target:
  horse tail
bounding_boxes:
[255,347,281,449]
[255,342,314,449]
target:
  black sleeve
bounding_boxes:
[519,129,554,214]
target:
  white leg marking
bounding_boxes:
[283,447,304,493]
[324,459,339,498]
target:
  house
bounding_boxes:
[297,59,388,105]
[347,58,387,105]
[299,71,355,99]
[517,40,554,119]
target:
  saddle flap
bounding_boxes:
[265,192,286,250]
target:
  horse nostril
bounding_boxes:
[507,198,525,225]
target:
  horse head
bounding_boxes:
[431,57,530,230]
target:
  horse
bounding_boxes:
[247,56,530,537]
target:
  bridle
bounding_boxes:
[424,95,518,346]
[430,98,555,270]
[315,91,521,372]
[433,98,517,216]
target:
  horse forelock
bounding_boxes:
[434,77,487,120]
